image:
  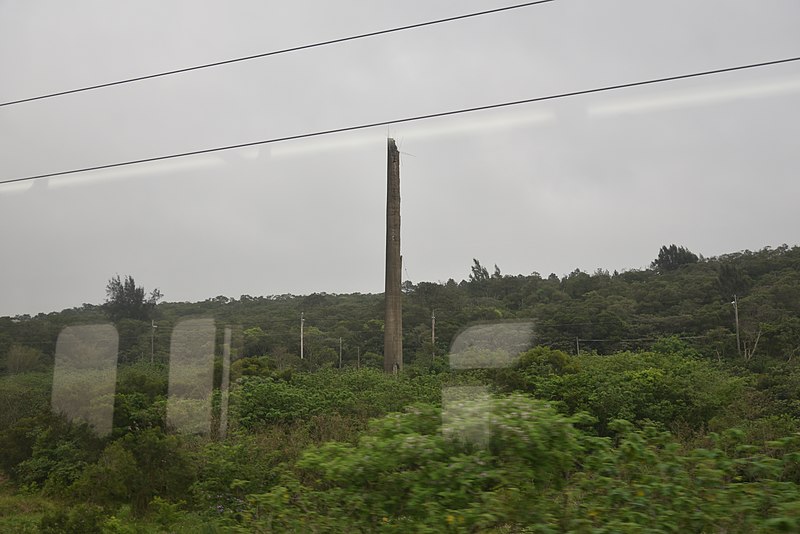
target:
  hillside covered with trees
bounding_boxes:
[1,244,799,532]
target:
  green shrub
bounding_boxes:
[232,402,800,532]
[522,350,744,433]
[72,427,196,515]
[238,394,585,531]
[231,368,448,429]
[0,480,55,534]
[4,344,43,374]
[562,422,800,532]
[111,392,166,436]
[0,372,51,431]
[39,503,106,534]
[14,416,104,495]
[190,435,281,516]
[116,361,168,399]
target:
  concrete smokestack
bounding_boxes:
[384,138,403,373]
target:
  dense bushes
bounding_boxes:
[2,345,800,531]
[506,345,744,434]
[73,427,196,514]
[0,372,50,430]
[561,423,800,532]
[14,415,104,495]
[232,368,455,429]
[234,395,800,532]
[236,395,586,532]
[2,245,800,530]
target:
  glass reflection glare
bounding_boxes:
[51,324,119,437]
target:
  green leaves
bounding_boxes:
[229,392,800,532]
[104,275,161,323]
[652,244,699,272]
[231,368,444,429]
[520,350,744,434]
[242,395,583,531]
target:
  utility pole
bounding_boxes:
[339,337,343,369]
[576,337,580,356]
[357,347,360,370]
[219,327,232,439]
[733,296,740,355]
[150,320,157,363]
[384,138,403,374]
[431,309,436,365]
[300,312,305,359]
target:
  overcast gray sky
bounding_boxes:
[1,0,799,317]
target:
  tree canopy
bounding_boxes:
[104,275,162,322]
[2,244,800,531]
[651,244,699,271]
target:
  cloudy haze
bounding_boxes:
[1,0,799,316]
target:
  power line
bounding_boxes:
[577,334,709,343]
[0,0,555,108]
[2,55,799,186]
[530,315,715,328]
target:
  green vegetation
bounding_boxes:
[0,244,799,531]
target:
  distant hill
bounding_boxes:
[2,244,799,370]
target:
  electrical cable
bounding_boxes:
[3,55,798,187]
[0,0,555,108]
[576,334,709,343]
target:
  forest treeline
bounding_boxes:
[0,243,799,532]
[2,243,799,370]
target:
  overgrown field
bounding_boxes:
[2,245,799,531]
[2,343,800,532]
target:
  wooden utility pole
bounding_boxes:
[384,138,403,374]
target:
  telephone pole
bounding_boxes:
[732,295,741,357]
[431,310,436,369]
[431,310,436,362]
[339,337,343,369]
[384,138,403,374]
[150,320,157,363]
[300,312,305,359]
[219,327,232,439]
